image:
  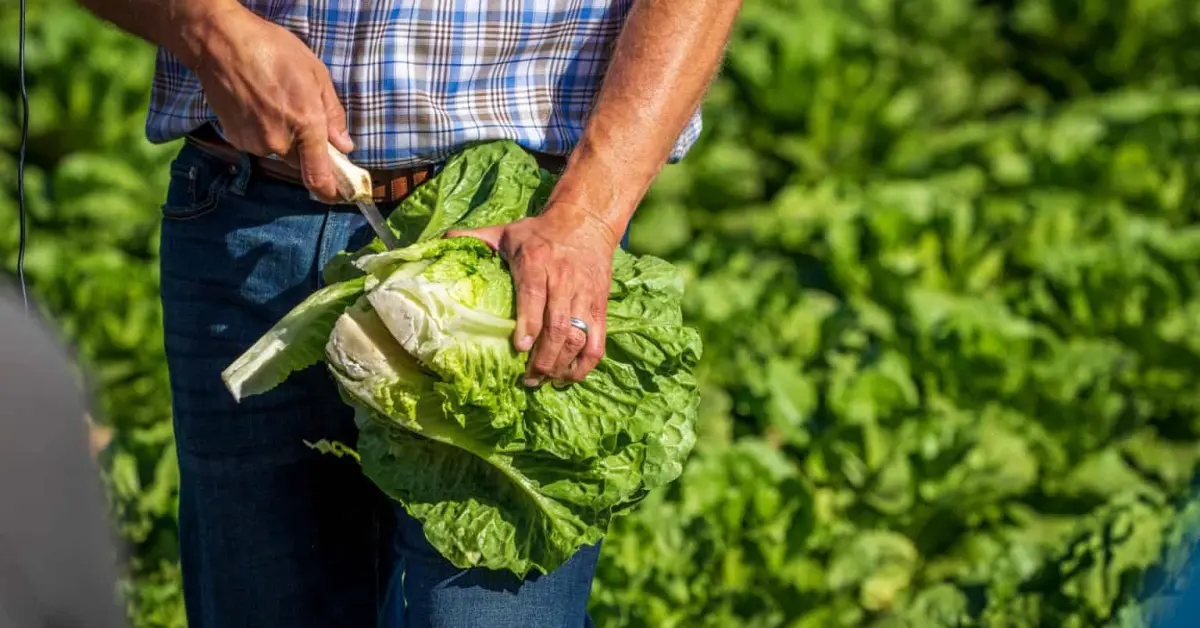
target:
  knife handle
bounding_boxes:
[326,142,373,203]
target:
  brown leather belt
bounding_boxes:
[184,124,567,205]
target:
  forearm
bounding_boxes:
[547,0,743,243]
[75,0,246,69]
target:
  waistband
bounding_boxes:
[183,124,567,205]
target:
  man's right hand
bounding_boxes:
[182,5,353,202]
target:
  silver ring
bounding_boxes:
[569,317,589,335]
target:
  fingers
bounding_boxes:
[510,242,547,352]
[546,295,591,383]
[526,269,574,386]
[484,223,610,386]
[191,19,358,204]
[526,265,609,385]
[294,121,340,203]
[223,105,342,203]
[451,225,562,382]
[566,299,606,383]
[223,71,350,204]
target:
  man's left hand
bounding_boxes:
[448,206,622,386]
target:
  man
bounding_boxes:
[74,0,741,625]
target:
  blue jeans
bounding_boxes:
[160,142,601,628]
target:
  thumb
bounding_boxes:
[446,225,504,251]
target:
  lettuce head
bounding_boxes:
[219,141,703,577]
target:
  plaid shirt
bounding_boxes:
[146,0,703,169]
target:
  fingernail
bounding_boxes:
[516,335,534,352]
[523,376,542,388]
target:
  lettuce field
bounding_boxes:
[5,0,1200,626]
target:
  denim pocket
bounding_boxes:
[161,143,234,221]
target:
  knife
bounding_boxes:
[326,142,402,250]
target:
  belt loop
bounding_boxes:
[228,152,254,197]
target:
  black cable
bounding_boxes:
[16,0,29,313]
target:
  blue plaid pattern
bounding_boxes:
[146,0,703,170]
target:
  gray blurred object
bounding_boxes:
[0,277,125,628]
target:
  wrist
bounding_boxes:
[540,200,624,251]
[548,136,658,245]
[169,1,250,71]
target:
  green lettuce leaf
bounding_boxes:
[223,140,703,577]
[221,276,369,400]
[321,139,542,285]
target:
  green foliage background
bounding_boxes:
[5,0,1200,626]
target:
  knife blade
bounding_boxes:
[326,142,402,250]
